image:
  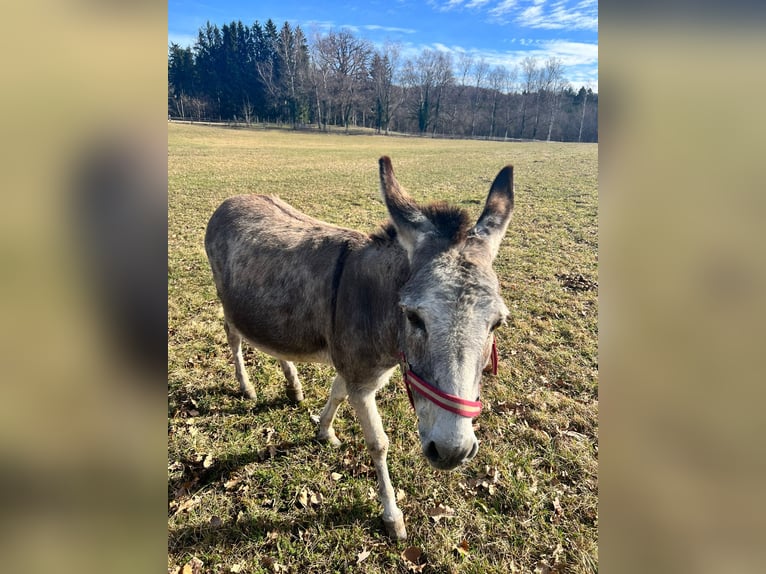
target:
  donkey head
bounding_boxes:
[379,156,514,471]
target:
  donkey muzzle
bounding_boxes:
[424,437,479,470]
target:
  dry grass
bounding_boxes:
[168,123,598,573]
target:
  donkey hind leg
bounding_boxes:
[279,360,304,403]
[316,375,348,447]
[348,389,407,540]
[223,320,257,400]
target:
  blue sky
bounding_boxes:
[168,0,598,91]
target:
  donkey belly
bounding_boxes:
[220,255,335,361]
[206,194,367,366]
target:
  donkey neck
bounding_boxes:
[330,230,411,374]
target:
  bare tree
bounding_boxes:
[470,58,489,137]
[312,30,372,132]
[544,57,566,141]
[449,53,474,135]
[308,32,331,130]
[519,56,538,138]
[577,87,589,143]
[401,49,453,135]
[487,66,508,139]
[502,65,518,139]
[370,42,401,135]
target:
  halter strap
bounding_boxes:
[399,336,497,419]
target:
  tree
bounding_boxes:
[519,56,538,138]
[168,20,597,141]
[312,30,372,131]
[401,49,453,135]
[193,22,224,119]
[168,43,195,118]
[487,66,508,139]
[543,57,566,141]
[254,19,282,121]
[275,22,309,126]
[470,58,489,137]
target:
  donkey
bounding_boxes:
[204,157,514,539]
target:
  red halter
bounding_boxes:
[399,336,498,419]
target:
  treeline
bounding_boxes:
[168,20,598,142]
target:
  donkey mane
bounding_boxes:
[371,201,472,246]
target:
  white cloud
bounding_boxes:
[487,0,597,31]
[362,24,417,34]
[466,0,491,7]
[489,0,519,18]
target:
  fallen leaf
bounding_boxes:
[202,453,215,468]
[173,495,200,515]
[356,548,371,564]
[230,564,244,573]
[427,503,456,524]
[310,491,324,506]
[396,488,406,502]
[330,472,342,481]
[309,414,320,424]
[401,546,426,572]
[181,557,204,574]
[224,477,242,490]
[453,539,470,557]
[552,495,563,523]
[209,515,223,528]
[262,557,288,572]
[297,487,308,508]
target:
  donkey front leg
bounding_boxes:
[224,320,256,399]
[348,390,407,540]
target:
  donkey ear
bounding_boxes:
[379,156,435,259]
[466,165,514,261]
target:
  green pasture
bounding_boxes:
[168,122,598,573]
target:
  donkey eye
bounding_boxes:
[406,310,426,332]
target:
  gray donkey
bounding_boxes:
[204,157,514,539]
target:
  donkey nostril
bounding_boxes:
[425,441,440,461]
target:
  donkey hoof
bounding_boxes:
[316,430,342,447]
[242,387,257,400]
[383,516,407,540]
[286,388,304,403]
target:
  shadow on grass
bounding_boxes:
[168,500,387,553]
[170,437,320,497]
[211,394,301,417]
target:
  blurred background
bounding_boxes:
[599,3,766,573]
[0,1,765,572]
[0,2,166,573]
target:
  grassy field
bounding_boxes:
[168,123,598,574]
